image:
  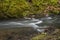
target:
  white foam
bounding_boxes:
[31,18,39,21]
[47,17,52,19]
[8,22,24,25]
[37,29,44,32]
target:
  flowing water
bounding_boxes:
[0,16,60,32]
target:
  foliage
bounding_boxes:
[0,0,60,19]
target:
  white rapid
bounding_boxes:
[0,18,44,32]
[28,21,43,32]
[0,16,55,32]
[8,20,43,32]
[0,15,60,32]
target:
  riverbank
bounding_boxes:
[31,29,60,40]
[0,27,39,40]
[0,27,60,40]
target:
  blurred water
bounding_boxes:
[0,16,60,32]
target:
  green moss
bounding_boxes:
[31,32,47,40]
[31,29,60,40]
